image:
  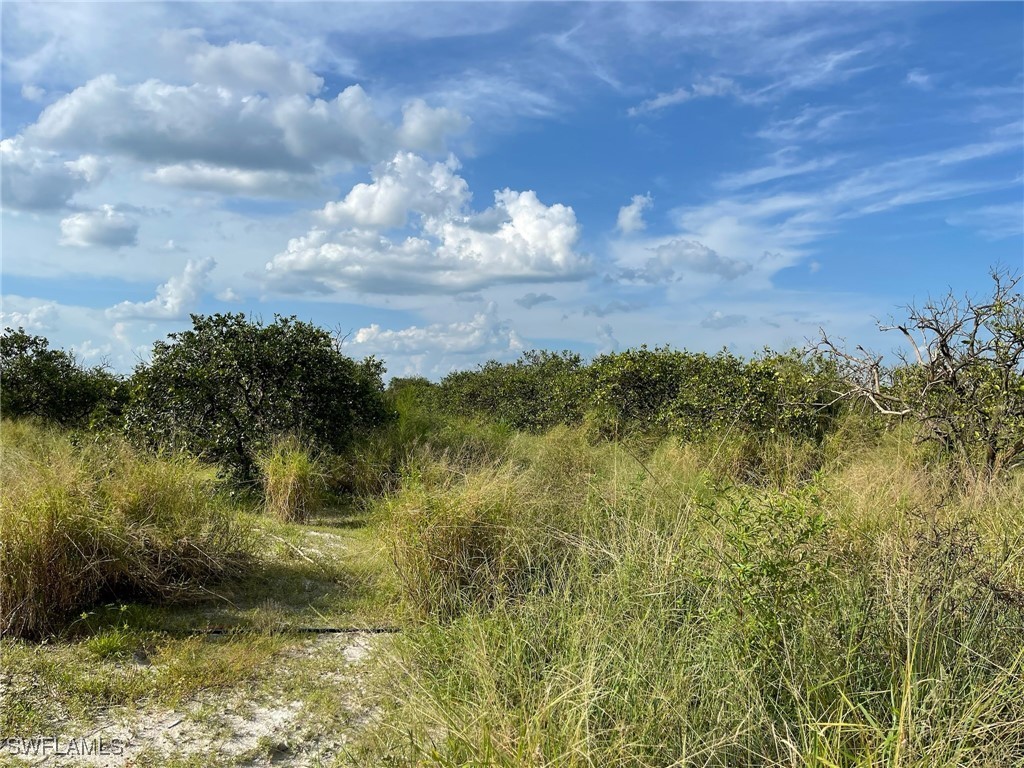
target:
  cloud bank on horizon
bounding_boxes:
[1,2,1021,377]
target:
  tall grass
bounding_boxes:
[379,421,1024,766]
[257,435,327,522]
[0,420,254,639]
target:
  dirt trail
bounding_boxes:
[10,630,388,768]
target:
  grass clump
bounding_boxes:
[0,419,254,639]
[257,435,326,523]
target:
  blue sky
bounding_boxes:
[2,2,1021,376]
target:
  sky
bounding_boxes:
[1,1,1022,378]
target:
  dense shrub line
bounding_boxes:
[430,346,844,442]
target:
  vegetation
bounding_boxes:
[258,435,327,523]
[376,423,1024,766]
[821,268,1024,479]
[431,346,842,445]
[0,274,1021,765]
[0,328,124,427]
[0,420,253,639]
[126,313,392,480]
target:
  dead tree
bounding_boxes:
[818,268,1024,479]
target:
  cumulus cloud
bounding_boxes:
[616,193,653,233]
[23,75,466,177]
[181,36,325,96]
[515,292,557,309]
[700,310,748,329]
[26,76,375,171]
[650,239,753,280]
[0,137,105,211]
[319,152,469,229]
[107,257,215,320]
[0,302,58,332]
[266,162,591,294]
[347,305,525,376]
[59,205,139,248]
[396,99,472,154]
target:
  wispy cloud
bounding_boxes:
[946,203,1024,240]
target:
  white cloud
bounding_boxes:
[72,339,113,364]
[319,152,469,229]
[625,239,753,282]
[23,75,467,176]
[396,99,472,155]
[616,193,653,233]
[0,137,103,211]
[348,305,525,376]
[147,163,324,197]
[26,76,374,171]
[629,76,738,116]
[217,287,243,302]
[107,257,215,320]
[21,84,46,102]
[59,205,139,248]
[182,36,324,96]
[0,302,58,332]
[267,166,591,295]
[353,306,523,357]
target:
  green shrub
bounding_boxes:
[434,345,842,445]
[0,328,125,427]
[257,436,326,523]
[0,420,253,639]
[437,350,587,432]
[125,313,392,480]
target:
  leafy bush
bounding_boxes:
[587,345,691,434]
[126,313,392,480]
[436,345,843,444]
[437,350,587,432]
[0,328,125,427]
[0,420,253,639]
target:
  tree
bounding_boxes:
[819,269,1024,478]
[126,314,392,479]
[0,327,124,427]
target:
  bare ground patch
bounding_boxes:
[1,631,390,768]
